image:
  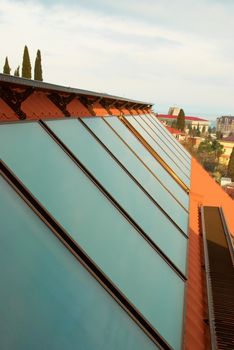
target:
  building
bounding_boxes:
[0,74,234,350]
[158,114,210,134]
[216,115,234,136]
[166,126,186,141]
[219,134,234,165]
[168,106,183,116]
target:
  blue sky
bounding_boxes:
[0,0,233,119]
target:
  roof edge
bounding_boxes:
[0,73,153,107]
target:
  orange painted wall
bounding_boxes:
[184,158,234,350]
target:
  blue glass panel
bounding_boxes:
[126,116,190,187]
[105,116,189,210]
[0,123,184,350]
[142,115,191,172]
[0,176,158,350]
[145,114,192,168]
[84,117,188,234]
[147,114,192,161]
[46,119,187,274]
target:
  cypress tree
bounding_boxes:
[22,45,32,79]
[227,147,234,181]
[34,49,43,81]
[196,123,201,136]
[188,124,193,135]
[3,57,11,74]
[14,66,20,77]
[176,109,185,131]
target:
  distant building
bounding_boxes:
[187,136,204,149]
[166,126,186,141]
[220,177,232,187]
[216,116,234,136]
[168,106,183,116]
[219,134,234,165]
[222,182,234,199]
[158,114,210,133]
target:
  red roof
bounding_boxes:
[166,126,185,135]
[158,114,208,122]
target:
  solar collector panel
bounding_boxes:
[126,116,190,188]
[45,118,187,275]
[0,122,184,350]
[147,114,191,161]
[0,176,159,350]
[140,115,191,172]
[104,116,189,211]
[84,117,189,234]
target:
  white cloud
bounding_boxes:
[0,0,233,117]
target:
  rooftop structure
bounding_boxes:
[219,136,234,165]
[216,116,234,136]
[158,114,210,133]
[0,74,233,350]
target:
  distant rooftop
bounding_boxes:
[158,114,208,122]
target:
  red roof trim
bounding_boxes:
[166,126,185,135]
[158,114,208,122]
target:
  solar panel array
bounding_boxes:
[0,114,191,350]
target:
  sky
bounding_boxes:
[0,0,233,119]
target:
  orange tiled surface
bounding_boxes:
[184,158,234,350]
[67,99,90,117]
[21,92,64,120]
[109,107,121,115]
[0,98,18,121]
[93,102,109,116]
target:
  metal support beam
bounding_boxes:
[47,93,74,117]
[0,86,33,120]
[99,99,113,115]
[78,96,96,116]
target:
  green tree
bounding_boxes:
[22,45,32,79]
[208,126,212,134]
[3,56,11,74]
[171,120,177,129]
[34,49,43,81]
[211,139,224,160]
[176,109,185,131]
[227,147,234,181]
[201,125,206,135]
[196,124,201,136]
[198,139,213,154]
[188,123,193,136]
[14,66,20,77]
[216,130,222,140]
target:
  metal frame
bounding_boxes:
[40,119,187,279]
[219,207,234,266]
[0,161,175,350]
[0,162,168,350]
[200,206,220,350]
[102,117,189,213]
[119,115,190,194]
[131,115,190,181]
[145,114,191,166]
[81,117,189,233]
[142,115,191,172]
[0,73,153,107]
[147,114,191,161]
